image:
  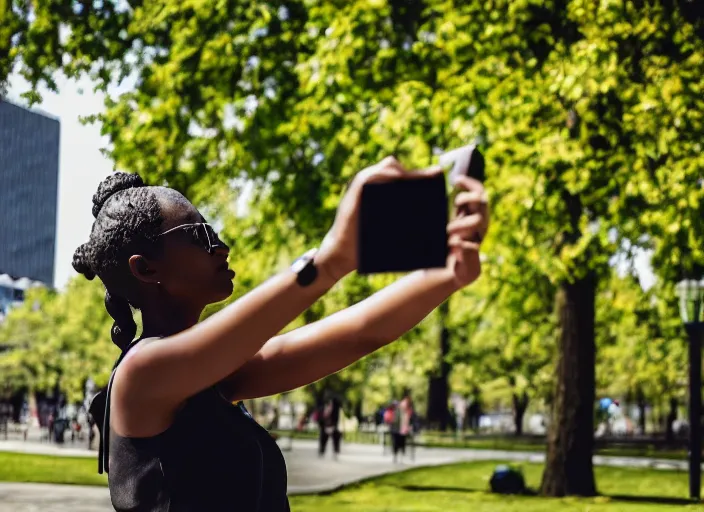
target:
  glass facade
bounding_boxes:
[0,100,60,287]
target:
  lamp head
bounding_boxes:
[676,279,704,325]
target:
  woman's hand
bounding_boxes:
[446,176,490,288]
[316,156,443,281]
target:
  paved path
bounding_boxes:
[0,433,697,512]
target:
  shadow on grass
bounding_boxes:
[396,485,696,506]
[398,484,538,496]
[606,494,697,506]
[399,485,482,494]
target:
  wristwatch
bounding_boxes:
[291,248,319,287]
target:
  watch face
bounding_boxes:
[298,263,318,286]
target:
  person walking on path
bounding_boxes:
[390,389,414,463]
[75,157,489,511]
[317,394,342,459]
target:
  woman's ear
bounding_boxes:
[128,255,159,284]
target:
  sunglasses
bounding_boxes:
[157,223,226,254]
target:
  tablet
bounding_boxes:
[358,173,448,274]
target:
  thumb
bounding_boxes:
[372,164,444,183]
[397,165,444,179]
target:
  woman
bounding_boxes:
[391,389,414,463]
[75,156,489,511]
[317,393,342,459]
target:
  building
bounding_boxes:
[0,100,60,292]
[0,274,44,324]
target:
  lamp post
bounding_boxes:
[676,279,703,501]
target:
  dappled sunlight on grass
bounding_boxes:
[290,461,703,511]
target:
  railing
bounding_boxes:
[269,428,694,456]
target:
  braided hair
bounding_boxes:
[72,172,164,350]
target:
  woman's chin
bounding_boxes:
[215,279,235,301]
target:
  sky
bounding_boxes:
[6,71,657,291]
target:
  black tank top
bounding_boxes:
[94,339,290,511]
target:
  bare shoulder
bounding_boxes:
[110,338,182,438]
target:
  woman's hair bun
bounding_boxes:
[92,172,145,218]
[72,243,96,280]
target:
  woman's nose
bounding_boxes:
[214,244,230,256]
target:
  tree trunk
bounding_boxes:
[541,273,597,497]
[665,397,678,443]
[656,401,664,435]
[636,388,647,435]
[427,301,450,431]
[513,392,529,436]
[10,389,26,424]
[354,400,363,424]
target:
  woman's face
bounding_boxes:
[146,191,235,308]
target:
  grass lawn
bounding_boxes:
[0,452,107,486]
[290,462,704,511]
[0,452,700,511]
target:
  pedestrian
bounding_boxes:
[467,394,482,431]
[391,389,414,463]
[384,402,397,426]
[596,397,620,437]
[317,394,342,459]
[77,157,489,511]
[87,408,97,450]
[383,401,397,454]
[47,409,55,443]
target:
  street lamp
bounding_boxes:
[676,279,704,501]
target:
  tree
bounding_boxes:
[0,278,116,403]
[0,287,56,395]
[420,2,704,496]
[451,251,556,436]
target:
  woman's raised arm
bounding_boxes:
[220,175,489,401]
[112,158,442,421]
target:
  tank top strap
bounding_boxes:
[96,337,158,474]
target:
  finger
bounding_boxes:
[454,191,487,208]
[449,238,481,252]
[379,164,444,181]
[377,155,405,173]
[448,214,488,244]
[360,156,406,183]
[448,234,465,264]
[449,236,481,265]
[366,163,443,185]
[451,230,485,244]
[416,165,445,178]
[447,213,483,235]
[453,174,486,193]
[455,191,490,218]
